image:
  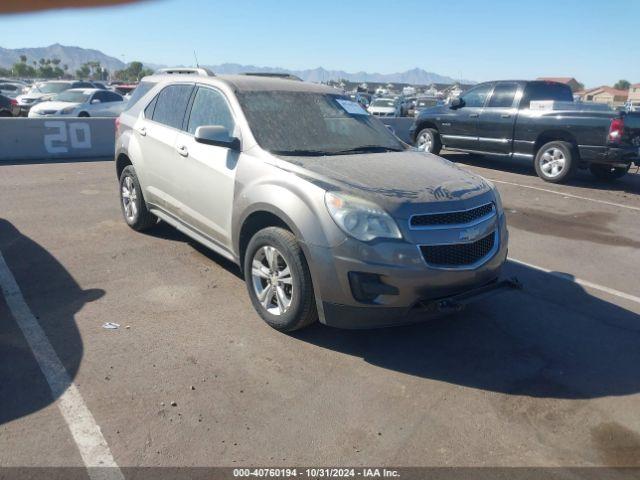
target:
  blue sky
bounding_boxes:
[0,0,638,87]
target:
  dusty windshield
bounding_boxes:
[237,91,404,156]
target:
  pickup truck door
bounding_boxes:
[441,83,493,151]
[476,82,520,154]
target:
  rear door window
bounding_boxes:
[486,83,518,108]
[151,84,194,130]
[124,81,156,110]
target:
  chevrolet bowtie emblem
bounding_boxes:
[459,227,481,242]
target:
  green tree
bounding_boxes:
[614,79,630,90]
[19,54,27,63]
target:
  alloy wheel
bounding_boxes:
[121,176,138,222]
[539,148,566,178]
[251,246,293,315]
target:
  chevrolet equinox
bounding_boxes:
[115,70,510,331]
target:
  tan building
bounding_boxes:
[581,86,629,106]
[628,83,640,103]
[536,77,583,92]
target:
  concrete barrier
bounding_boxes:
[379,117,415,144]
[0,116,417,162]
[0,118,115,161]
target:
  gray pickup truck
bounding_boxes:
[410,80,640,183]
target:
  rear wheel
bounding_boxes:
[534,141,577,183]
[589,163,630,181]
[119,165,157,231]
[244,227,317,332]
[415,128,441,155]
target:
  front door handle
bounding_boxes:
[501,114,511,118]
[137,126,147,136]
[176,145,189,157]
[469,113,479,118]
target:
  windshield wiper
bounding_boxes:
[271,149,329,156]
[329,145,405,155]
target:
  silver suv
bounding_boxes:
[115,70,510,331]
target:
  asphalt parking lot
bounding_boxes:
[1,153,639,474]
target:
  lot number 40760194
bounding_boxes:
[44,121,92,154]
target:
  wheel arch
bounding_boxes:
[115,153,132,180]
[237,208,298,267]
[534,130,579,156]
[412,120,439,142]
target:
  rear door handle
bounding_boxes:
[137,126,147,136]
[176,145,189,157]
[501,114,511,118]
[469,113,479,118]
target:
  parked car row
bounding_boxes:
[1,79,129,117]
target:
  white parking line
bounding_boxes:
[0,251,123,480]
[510,257,640,305]
[488,178,640,212]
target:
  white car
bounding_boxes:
[0,81,28,98]
[28,88,127,118]
[367,97,399,117]
[16,80,94,115]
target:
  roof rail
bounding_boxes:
[155,67,215,76]
[241,72,302,81]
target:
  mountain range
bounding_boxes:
[0,44,473,85]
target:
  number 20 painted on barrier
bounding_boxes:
[44,121,92,154]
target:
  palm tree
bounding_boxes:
[19,54,27,63]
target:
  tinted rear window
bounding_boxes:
[522,82,573,107]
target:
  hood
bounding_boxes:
[277,150,493,218]
[31,101,79,112]
[18,92,56,101]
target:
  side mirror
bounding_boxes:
[91,99,101,104]
[195,125,241,150]
[450,97,463,109]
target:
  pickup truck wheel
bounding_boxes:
[534,141,577,183]
[119,165,157,231]
[416,128,441,155]
[589,163,630,181]
[244,227,318,332]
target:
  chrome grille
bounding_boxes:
[420,232,495,267]
[411,203,494,228]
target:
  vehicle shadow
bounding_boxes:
[0,218,104,426]
[293,260,640,399]
[443,152,640,196]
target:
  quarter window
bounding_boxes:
[460,83,493,108]
[487,83,518,108]
[151,84,194,130]
[187,87,235,135]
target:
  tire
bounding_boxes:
[0,110,12,117]
[244,227,317,332]
[534,141,577,183]
[589,163,630,181]
[78,112,90,117]
[415,128,441,154]
[118,165,157,231]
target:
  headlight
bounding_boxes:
[324,191,402,242]
[61,106,75,114]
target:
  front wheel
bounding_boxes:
[415,128,441,155]
[244,227,317,332]
[534,141,577,183]
[589,163,630,181]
